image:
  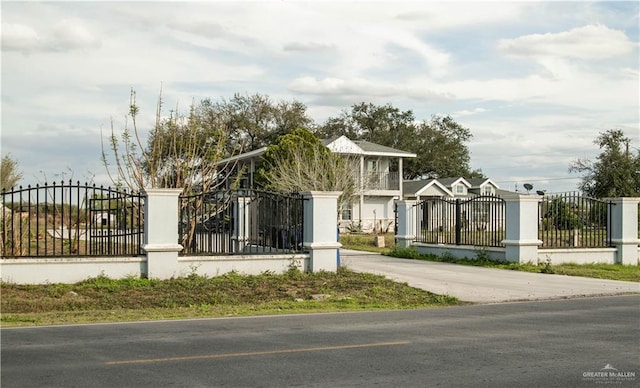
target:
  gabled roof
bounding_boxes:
[467,178,499,189]
[403,179,453,197]
[437,177,472,188]
[326,136,416,158]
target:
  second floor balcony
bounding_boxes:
[357,171,400,191]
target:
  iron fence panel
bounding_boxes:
[538,192,612,248]
[1,181,144,258]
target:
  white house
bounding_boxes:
[217,135,416,233]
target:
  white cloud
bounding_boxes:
[1,19,100,53]
[1,23,41,52]
[498,24,636,60]
[288,77,453,103]
[453,108,487,117]
[50,19,101,51]
[283,41,336,52]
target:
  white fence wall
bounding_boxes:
[0,190,339,284]
[397,194,639,265]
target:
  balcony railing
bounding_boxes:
[357,172,400,191]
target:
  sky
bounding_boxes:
[1,0,639,194]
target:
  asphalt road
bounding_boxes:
[2,295,639,387]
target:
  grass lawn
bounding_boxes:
[387,247,640,283]
[339,232,395,254]
[0,267,463,327]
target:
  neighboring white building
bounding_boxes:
[403,177,505,233]
[403,177,501,200]
[217,135,416,233]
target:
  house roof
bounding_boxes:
[437,177,472,188]
[403,179,453,197]
[466,178,499,188]
[325,136,416,157]
[218,135,416,166]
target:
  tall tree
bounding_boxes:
[1,155,23,191]
[215,93,313,152]
[314,102,414,148]
[316,103,482,180]
[569,129,640,198]
[408,115,482,180]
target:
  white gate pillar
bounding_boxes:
[302,191,341,272]
[395,200,417,249]
[142,188,183,279]
[607,197,639,265]
[501,194,542,263]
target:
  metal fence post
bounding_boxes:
[455,199,461,245]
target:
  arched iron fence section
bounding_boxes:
[538,192,613,248]
[1,181,144,257]
[179,189,304,255]
[414,195,506,247]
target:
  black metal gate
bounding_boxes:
[179,189,304,255]
[414,195,505,247]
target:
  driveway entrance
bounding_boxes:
[341,249,639,303]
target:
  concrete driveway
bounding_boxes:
[340,249,640,303]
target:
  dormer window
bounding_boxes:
[484,186,493,195]
[456,185,464,194]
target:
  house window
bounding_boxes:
[484,186,493,195]
[456,185,464,194]
[341,207,352,221]
[367,160,378,172]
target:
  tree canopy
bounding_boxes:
[569,129,640,198]
[213,93,313,152]
[315,102,483,180]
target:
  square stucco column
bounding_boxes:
[143,188,183,279]
[395,200,416,249]
[302,191,342,272]
[607,197,639,265]
[501,194,542,263]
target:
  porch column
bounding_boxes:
[302,191,342,272]
[143,188,183,279]
[395,200,416,249]
[501,194,542,263]
[398,158,404,197]
[607,197,639,265]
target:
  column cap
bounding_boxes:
[142,188,184,196]
[301,191,342,199]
